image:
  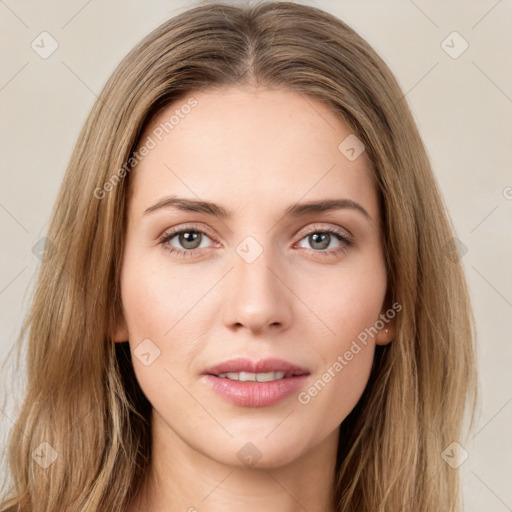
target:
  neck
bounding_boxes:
[127,409,339,512]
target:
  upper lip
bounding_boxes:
[203,357,310,377]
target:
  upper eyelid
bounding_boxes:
[296,222,352,239]
[161,223,216,240]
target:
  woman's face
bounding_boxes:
[115,86,395,469]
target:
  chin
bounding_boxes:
[207,433,309,470]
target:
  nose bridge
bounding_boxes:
[223,234,291,331]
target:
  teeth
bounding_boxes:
[217,371,287,382]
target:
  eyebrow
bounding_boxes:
[144,195,371,220]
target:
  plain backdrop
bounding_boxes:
[1,0,511,510]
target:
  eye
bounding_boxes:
[159,224,217,258]
[159,223,353,259]
[295,225,353,258]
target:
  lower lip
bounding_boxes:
[203,374,309,407]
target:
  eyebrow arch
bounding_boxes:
[144,195,371,220]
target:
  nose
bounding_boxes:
[222,243,292,334]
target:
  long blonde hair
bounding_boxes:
[0,1,477,511]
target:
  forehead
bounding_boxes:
[128,86,378,220]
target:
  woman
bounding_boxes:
[0,1,477,511]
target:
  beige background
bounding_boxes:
[1,0,511,509]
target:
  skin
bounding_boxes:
[115,86,395,512]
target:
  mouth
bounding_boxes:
[202,357,310,407]
[214,370,301,382]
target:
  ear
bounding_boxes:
[374,317,395,346]
[113,311,129,343]
[374,298,397,346]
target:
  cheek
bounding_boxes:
[120,253,200,339]
[298,253,387,347]
[296,296,379,432]
[294,257,386,419]
[119,253,213,387]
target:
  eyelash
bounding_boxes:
[159,223,353,259]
